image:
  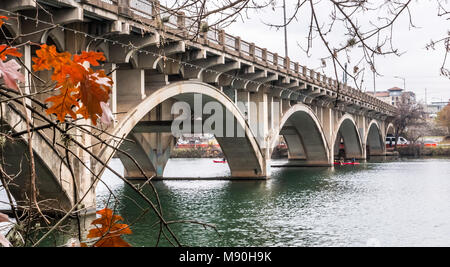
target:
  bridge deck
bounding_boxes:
[0,0,396,116]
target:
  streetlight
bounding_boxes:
[393,76,406,90]
[283,0,288,57]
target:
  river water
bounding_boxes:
[92,157,450,247]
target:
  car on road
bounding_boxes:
[386,136,409,147]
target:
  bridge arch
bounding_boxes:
[96,81,266,181]
[332,114,364,160]
[365,120,385,156]
[1,23,17,41]
[1,103,74,212]
[386,123,395,136]
[270,103,331,165]
[40,29,65,52]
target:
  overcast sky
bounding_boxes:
[222,0,449,104]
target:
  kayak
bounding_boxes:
[213,160,227,163]
[334,162,360,165]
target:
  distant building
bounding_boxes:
[368,87,416,107]
[426,100,450,119]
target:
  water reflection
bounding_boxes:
[96,157,450,247]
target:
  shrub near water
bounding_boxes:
[398,145,450,157]
[171,147,224,158]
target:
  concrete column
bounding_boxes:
[156,100,175,176]
[272,97,281,133]
[137,100,175,178]
[119,133,157,179]
[284,134,306,160]
[249,92,259,143]
[236,90,250,121]
[268,95,273,132]
[319,106,323,124]
[133,132,174,178]
[104,63,117,124]
[360,116,367,159]
[262,93,269,151]
[322,107,333,147]
[116,69,145,112]
[249,90,269,151]
[76,121,96,214]
[282,98,290,114]
[327,108,335,163]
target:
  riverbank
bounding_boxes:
[171,147,224,158]
[397,145,450,157]
[171,146,289,159]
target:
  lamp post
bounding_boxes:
[283,0,288,57]
[394,76,406,90]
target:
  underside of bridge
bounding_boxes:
[272,104,331,167]
[98,82,268,181]
[0,104,73,213]
[366,122,385,156]
[333,117,364,160]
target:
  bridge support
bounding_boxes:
[118,100,175,179]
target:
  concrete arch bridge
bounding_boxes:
[0,0,396,213]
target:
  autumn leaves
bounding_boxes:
[32,45,113,126]
[0,16,114,126]
[82,208,132,247]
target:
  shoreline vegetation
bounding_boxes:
[171,145,450,159]
[171,145,288,159]
[396,145,450,157]
[171,146,224,158]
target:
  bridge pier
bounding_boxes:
[249,90,269,147]
[283,133,307,160]
[236,90,250,120]
[75,122,97,213]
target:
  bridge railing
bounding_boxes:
[83,0,396,114]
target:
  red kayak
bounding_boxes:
[213,160,227,163]
[334,162,360,165]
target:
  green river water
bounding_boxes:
[92,157,450,247]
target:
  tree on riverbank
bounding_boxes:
[436,104,450,134]
[393,95,425,149]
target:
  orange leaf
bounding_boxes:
[32,45,113,125]
[0,45,22,61]
[86,208,132,247]
[45,79,79,122]
[32,44,71,73]
[0,16,8,28]
[75,69,112,125]
[73,51,105,66]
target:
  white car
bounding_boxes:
[385,136,409,146]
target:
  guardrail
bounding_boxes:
[81,0,397,114]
